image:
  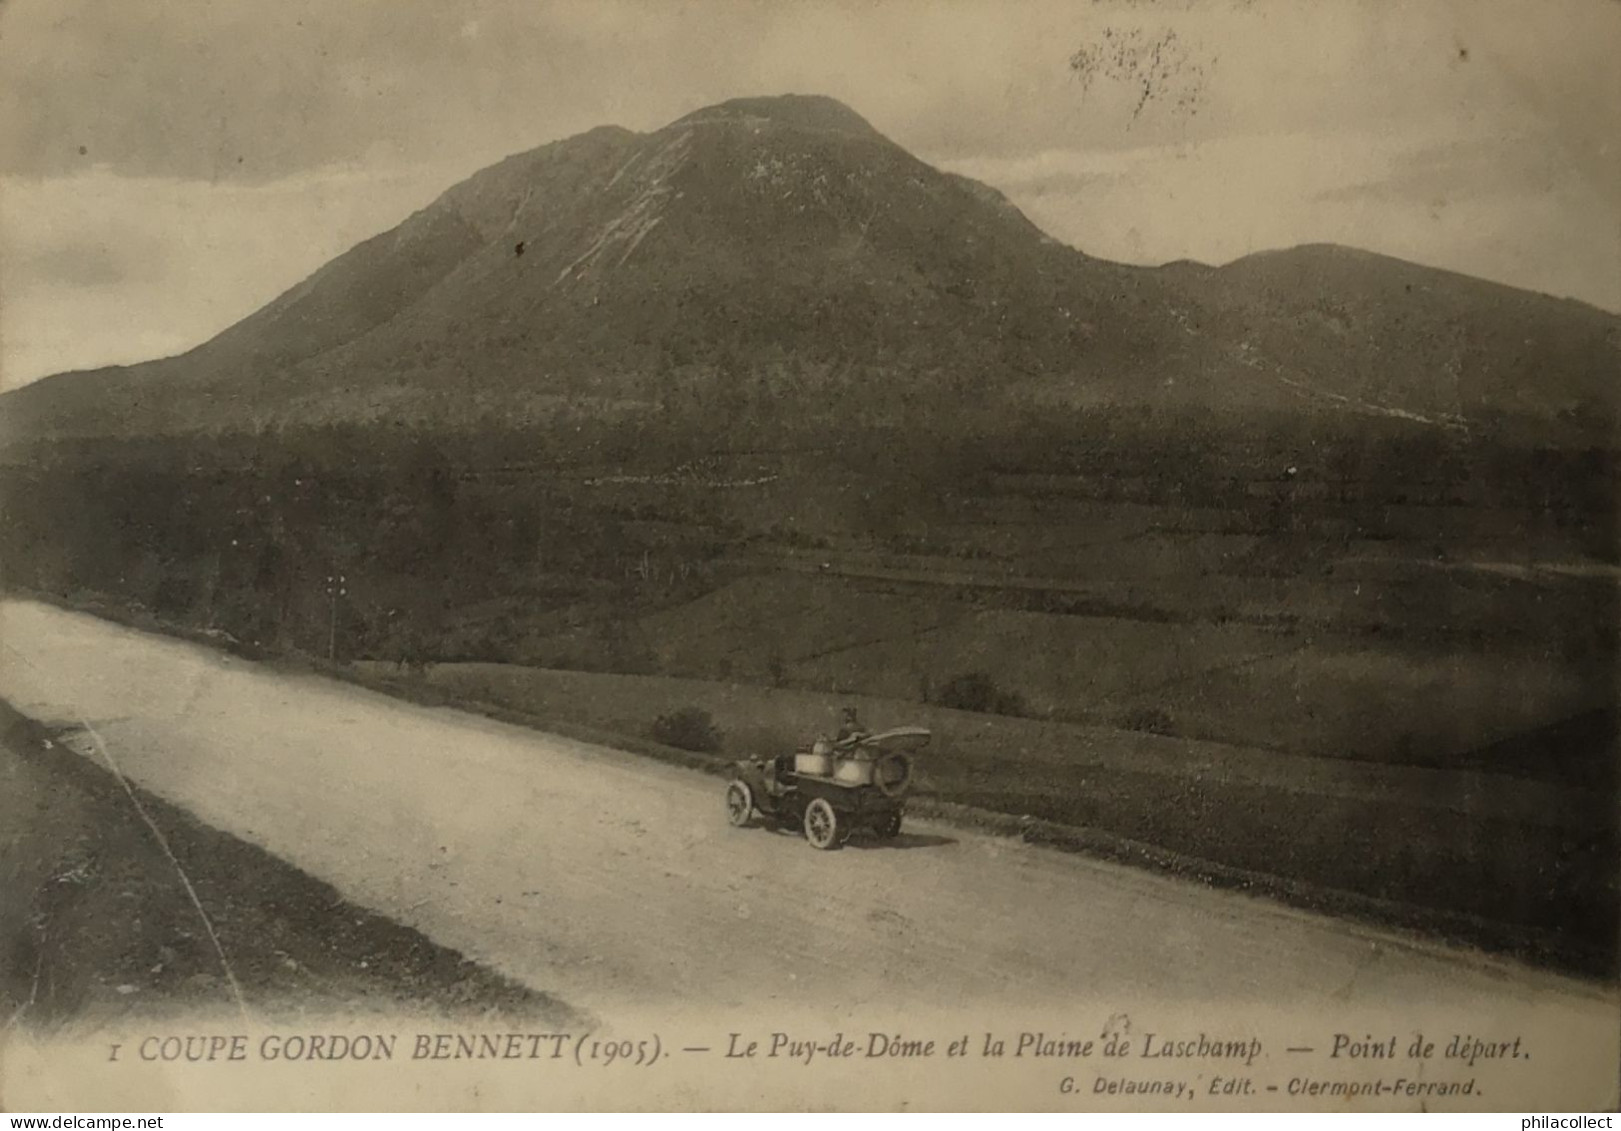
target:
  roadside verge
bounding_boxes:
[0,693,578,1030]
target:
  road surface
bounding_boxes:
[1,599,1614,1034]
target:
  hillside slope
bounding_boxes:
[3,94,1616,443]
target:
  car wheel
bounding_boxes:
[874,810,902,840]
[725,780,753,828]
[803,798,841,850]
[873,751,913,798]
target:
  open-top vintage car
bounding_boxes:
[724,725,931,849]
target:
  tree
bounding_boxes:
[932,671,1028,717]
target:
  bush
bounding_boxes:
[650,706,723,753]
[932,671,1028,717]
[1119,706,1176,735]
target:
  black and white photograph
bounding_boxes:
[0,0,1616,1113]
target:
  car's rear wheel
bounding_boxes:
[874,809,903,840]
[873,752,913,798]
[725,780,753,828]
[803,798,840,850]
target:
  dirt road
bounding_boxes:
[1,599,1612,1029]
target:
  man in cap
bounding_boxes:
[834,706,868,748]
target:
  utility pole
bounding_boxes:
[325,573,346,661]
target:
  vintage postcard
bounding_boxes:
[1,0,1616,1114]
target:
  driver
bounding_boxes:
[834,706,868,749]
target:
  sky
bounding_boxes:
[2,0,1617,389]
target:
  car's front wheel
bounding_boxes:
[725,780,753,828]
[803,798,841,850]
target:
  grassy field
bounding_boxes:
[507,564,1611,776]
[1146,641,1605,770]
[8,422,1614,977]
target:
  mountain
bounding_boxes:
[3,94,1617,443]
[1162,244,1620,431]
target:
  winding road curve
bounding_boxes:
[1,600,1613,1047]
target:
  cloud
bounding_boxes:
[0,0,781,183]
[1312,135,1571,208]
[0,162,463,387]
[944,125,1621,311]
[8,233,136,289]
[6,0,1614,179]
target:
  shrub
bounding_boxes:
[651,706,723,753]
[1119,706,1176,735]
[932,671,1028,717]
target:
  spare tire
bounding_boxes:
[873,751,913,798]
